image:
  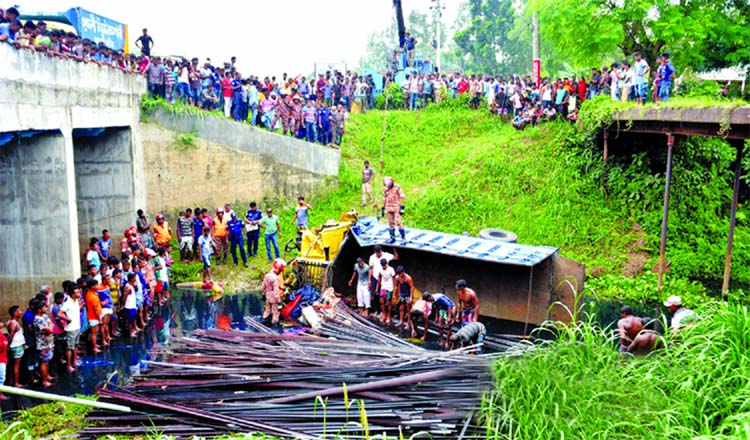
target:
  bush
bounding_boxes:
[374,82,406,110]
[483,301,750,439]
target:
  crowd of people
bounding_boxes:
[2,3,680,143]
[0,222,175,393]
[396,50,676,131]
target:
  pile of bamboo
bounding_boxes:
[84,304,515,439]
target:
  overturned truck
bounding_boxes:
[299,216,585,334]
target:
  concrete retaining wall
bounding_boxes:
[146,109,340,177]
[142,110,340,214]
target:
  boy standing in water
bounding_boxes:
[6,306,25,387]
[34,302,55,387]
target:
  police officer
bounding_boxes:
[227,212,247,267]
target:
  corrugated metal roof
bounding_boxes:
[350,216,558,267]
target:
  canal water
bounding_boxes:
[0,290,264,415]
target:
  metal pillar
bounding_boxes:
[722,140,745,297]
[603,130,609,162]
[658,134,675,290]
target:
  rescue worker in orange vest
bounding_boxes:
[382,176,406,243]
[213,208,229,265]
[153,214,172,248]
[263,258,286,325]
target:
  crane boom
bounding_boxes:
[394,0,406,48]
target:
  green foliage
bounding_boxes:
[0,397,94,439]
[374,82,406,110]
[528,0,750,73]
[310,100,749,305]
[453,0,528,75]
[483,301,750,439]
[174,126,199,150]
[587,272,708,306]
[140,95,208,122]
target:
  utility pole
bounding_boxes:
[532,11,541,86]
[431,0,444,73]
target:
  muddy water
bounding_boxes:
[0,290,264,415]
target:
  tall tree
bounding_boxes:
[452,0,529,75]
[529,0,750,73]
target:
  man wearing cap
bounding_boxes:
[153,214,172,249]
[260,208,281,262]
[227,212,248,267]
[263,259,286,325]
[383,177,406,243]
[455,279,479,327]
[213,209,229,265]
[348,257,371,317]
[664,295,696,331]
[244,202,262,257]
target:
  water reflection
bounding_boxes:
[0,291,263,414]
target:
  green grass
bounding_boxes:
[0,397,94,439]
[482,300,750,439]
[312,106,633,272]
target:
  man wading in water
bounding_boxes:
[618,305,659,354]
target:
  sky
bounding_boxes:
[15,0,460,77]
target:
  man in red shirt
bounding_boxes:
[221,70,233,117]
[457,76,470,94]
[0,320,8,399]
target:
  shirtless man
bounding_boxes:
[617,305,642,351]
[617,306,657,354]
[394,266,415,328]
[455,279,479,327]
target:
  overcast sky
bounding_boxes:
[17,0,460,76]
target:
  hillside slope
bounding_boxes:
[310,105,748,304]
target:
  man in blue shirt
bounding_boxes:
[659,53,675,103]
[227,212,248,267]
[0,19,21,45]
[231,72,244,121]
[192,208,205,259]
[97,230,112,260]
[403,32,417,68]
[318,102,332,145]
[245,202,262,257]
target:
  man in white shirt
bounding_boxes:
[58,288,82,373]
[376,258,396,326]
[664,295,696,331]
[368,245,398,320]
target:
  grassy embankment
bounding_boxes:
[153,94,749,306]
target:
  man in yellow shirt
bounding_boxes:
[213,208,229,265]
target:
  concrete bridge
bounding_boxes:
[1,43,146,305]
[0,44,340,308]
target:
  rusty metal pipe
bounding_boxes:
[722,140,745,297]
[658,134,675,290]
[265,369,452,405]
